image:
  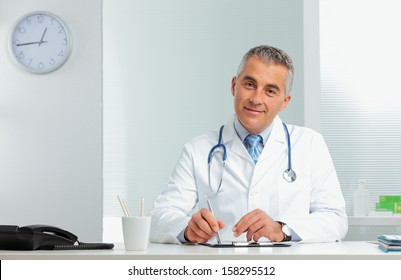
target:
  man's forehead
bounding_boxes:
[239,61,288,79]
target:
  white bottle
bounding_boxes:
[353,179,370,216]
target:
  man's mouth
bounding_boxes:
[245,107,263,114]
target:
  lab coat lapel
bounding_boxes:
[258,116,286,163]
[250,116,287,190]
[221,115,252,162]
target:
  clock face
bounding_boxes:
[10,12,72,74]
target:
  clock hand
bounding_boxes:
[16,41,48,46]
[39,28,48,46]
[16,28,49,47]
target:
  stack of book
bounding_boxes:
[378,235,401,252]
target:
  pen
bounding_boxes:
[117,195,131,217]
[140,197,144,217]
[207,199,222,244]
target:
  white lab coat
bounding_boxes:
[150,115,348,244]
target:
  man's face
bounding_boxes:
[231,57,291,134]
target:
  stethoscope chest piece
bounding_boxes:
[283,169,297,183]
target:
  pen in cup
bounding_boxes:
[140,197,144,217]
[207,199,222,244]
[118,195,146,217]
[117,195,131,217]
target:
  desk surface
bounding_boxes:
[1,241,400,260]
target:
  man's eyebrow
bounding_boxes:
[266,83,281,91]
[242,75,257,83]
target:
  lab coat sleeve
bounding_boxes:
[286,131,348,242]
[149,143,199,244]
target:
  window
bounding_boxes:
[320,0,401,225]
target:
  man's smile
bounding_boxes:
[244,106,264,114]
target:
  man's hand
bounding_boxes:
[184,208,225,243]
[232,208,284,242]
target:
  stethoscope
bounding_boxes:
[207,121,297,196]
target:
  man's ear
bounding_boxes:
[280,94,292,112]
[231,76,237,96]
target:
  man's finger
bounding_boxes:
[200,208,220,232]
[186,226,209,243]
[232,211,260,237]
[186,208,223,242]
[246,219,265,241]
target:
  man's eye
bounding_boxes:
[266,89,277,96]
[244,82,254,88]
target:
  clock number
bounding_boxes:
[18,27,26,34]
[37,62,44,70]
[18,51,25,59]
[62,38,67,46]
[49,58,56,66]
[58,50,64,57]
[58,25,64,34]
[26,18,32,26]
[37,15,45,23]
[28,59,33,66]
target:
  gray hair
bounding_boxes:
[236,45,294,94]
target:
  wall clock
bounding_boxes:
[9,11,72,74]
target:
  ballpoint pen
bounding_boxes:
[206,199,222,244]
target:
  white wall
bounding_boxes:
[0,0,102,241]
[303,0,321,132]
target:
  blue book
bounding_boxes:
[378,241,401,252]
[377,235,401,245]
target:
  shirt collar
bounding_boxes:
[233,116,273,146]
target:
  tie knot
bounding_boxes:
[245,134,262,147]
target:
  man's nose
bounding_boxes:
[249,89,263,104]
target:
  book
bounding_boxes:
[377,235,401,252]
[378,241,401,252]
[377,234,401,246]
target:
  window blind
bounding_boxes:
[320,0,401,216]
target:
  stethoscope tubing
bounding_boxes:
[207,126,227,164]
[208,121,296,187]
[282,122,292,171]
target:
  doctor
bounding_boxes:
[150,45,348,244]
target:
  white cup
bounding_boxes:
[122,216,151,251]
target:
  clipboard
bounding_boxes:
[199,241,292,248]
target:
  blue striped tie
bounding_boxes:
[244,134,263,164]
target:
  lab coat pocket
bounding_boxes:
[277,174,310,217]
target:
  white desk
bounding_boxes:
[1,241,401,260]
